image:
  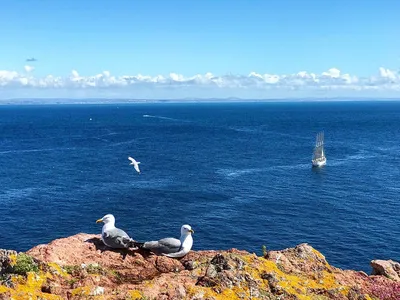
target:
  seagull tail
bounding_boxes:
[131,241,145,248]
[122,237,141,250]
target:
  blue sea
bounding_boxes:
[0,101,399,272]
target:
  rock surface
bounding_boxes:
[0,233,398,299]
[371,260,400,281]
[0,250,17,275]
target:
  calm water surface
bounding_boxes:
[0,101,399,272]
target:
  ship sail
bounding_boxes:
[312,132,325,160]
[312,131,326,167]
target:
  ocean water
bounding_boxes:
[0,101,399,272]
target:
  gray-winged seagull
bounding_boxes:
[96,214,137,250]
[135,224,194,258]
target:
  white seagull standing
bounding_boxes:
[96,214,138,250]
[128,156,141,174]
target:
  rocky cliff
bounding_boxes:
[0,233,399,299]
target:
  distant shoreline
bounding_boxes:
[1,97,400,105]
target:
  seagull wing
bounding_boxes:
[143,238,181,254]
[134,164,140,173]
[128,156,137,164]
[102,228,131,249]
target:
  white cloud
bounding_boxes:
[0,67,399,99]
[24,65,35,73]
[322,68,341,78]
[379,67,397,81]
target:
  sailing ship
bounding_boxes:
[312,131,326,167]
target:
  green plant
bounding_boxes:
[66,277,79,287]
[86,264,103,274]
[63,265,80,275]
[262,245,268,257]
[111,270,123,283]
[12,253,39,275]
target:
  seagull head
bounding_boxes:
[96,214,115,225]
[181,224,194,236]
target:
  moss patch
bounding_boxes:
[47,262,69,278]
[86,263,104,275]
[70,286,91,297]
[127,289,144,299]
[12,253,39,275]
[1,272,61,299]
[63,265,81,276]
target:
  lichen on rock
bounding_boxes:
[0,234,399,299]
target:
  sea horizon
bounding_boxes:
[1,97,400,106]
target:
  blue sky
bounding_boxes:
[0,0,399,99]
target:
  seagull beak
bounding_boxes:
[189,229,194,234]
[96,218,103,224]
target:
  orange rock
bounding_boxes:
[371,259,400,281]
[0,234,396,299]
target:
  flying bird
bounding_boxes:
[96,214,137,249]
[128,156,141,174]
[26,57,37,62]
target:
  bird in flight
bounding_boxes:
[128,156,141,174]
[26,57,38,62]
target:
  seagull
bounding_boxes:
[128,156,141,174]
[96,214,137,250]
[134,225,194,258]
